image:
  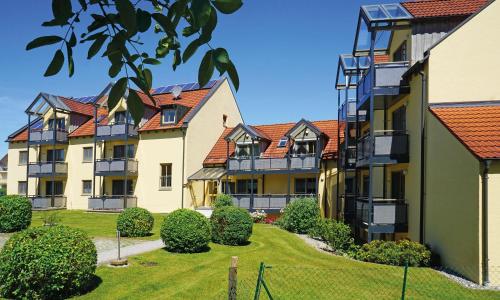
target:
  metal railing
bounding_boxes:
[95,158,138,175]
[88,195,137,211]
[357,131,409,163]
[339,145,357,170]
[228,154,318,172]
[357,61,410,103]
[231,194,316,211]
[96,123,138,139]
[27,161,68,177]
[29,196,67,209]
[340,99,357,121]
[356,197,408,226]
[28,128,68,144]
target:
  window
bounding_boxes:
[392,105,406,132]
[277,137,288,148]
[83,147,93,162]
[293,141,316,156]
[47,149,65,162]
[113,145,134,158]
[362,176,369,197]
[19,151,28,165]
[393,41,407,62]
[294,178,316,195]
[236,180,257,194]
[18,181,27,195]
[114,111,131,124]
[162,108,176,124]
[45,181,63,196]
[112,180,133,195]
[391,171,405,199]
[82,180,92,195]
[48,118,65,130]
[222,181,235,194]
[160,163,172,189]
[235,143,260,158]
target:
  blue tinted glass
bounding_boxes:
[364,5,388,20]
[383,4,411,19]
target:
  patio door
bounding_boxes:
[45,181,63,196]
[112,180,133,196]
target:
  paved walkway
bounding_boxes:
[97,239,164,265]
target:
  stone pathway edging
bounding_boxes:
[97,239,165,265]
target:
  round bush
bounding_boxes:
[0,225,97,299]
[355,239,431,267]
[213,194,234,208]
[161,209,211,253]
[308,218,356,255]
[211,206,253,245]
[117,207,154,237]
[0,195,32,233]
[279,197,320,234]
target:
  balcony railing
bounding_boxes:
[29,196,67,210]
[96,123,138,140]
[339,145,357,170]
[357,131,409,165]
[28,162,68,177]
[356,198,407,230]
[95,158,138,176]
[340,194,356,224]
[88,195,137,211]
[357,62,410,107]
[227,154,318,173]
[28,129,68,144]
[231,194,316,211]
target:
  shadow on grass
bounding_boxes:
[161,245,212,254]
[78,274,103,297]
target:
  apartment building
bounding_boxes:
[335,0,500,284]
[0,154,7,192]
[188,119,339,214]
[6,78,243,212]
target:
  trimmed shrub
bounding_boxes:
[117,207,154,237]
[355,239,431,267]
[308,218,357,255]
[213,194,234,208]
[0,195,32,233]
[211,206,253,245]
[279,197,320,234]
[161,209,211,253]
[0,225,97,299]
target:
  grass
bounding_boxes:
[73,224,499,300]
[31,210,165,240]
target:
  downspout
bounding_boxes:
[418,70,426,245]
[482,160,491,286]
[181,128,186,209]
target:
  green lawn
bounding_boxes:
[74,224,499,300]
[31,210,165,240]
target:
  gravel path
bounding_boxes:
[97,239,164,265]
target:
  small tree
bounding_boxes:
[279,197,320,234]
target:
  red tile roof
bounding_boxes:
[203,120,340,166]
[67,108,108,138]
[430,103,500,159]
[61,97,94,116]
[402,0,489,19]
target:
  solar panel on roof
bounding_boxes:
[31,119,43,130]
[153,80,218,95]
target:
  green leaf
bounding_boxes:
[156,45,169,58]
[200,7,217,42]
[129,77,148,95]
[116,0,137,35]
[182,26,197,37]
[136,9,151,33]
[213,47,229,65]
[152,13,175,35]
[87,35,108,59]
[109,62,123,78]
[108,77,128,110]
[191,0,212,28]
[68,32,77,47]
[44,50,64,77]
[182,39,200,63]
[143,68,153,90]
[198,50,214,87]
[78,0,87,10]
[66,43,74,77]
[52,0,73,25]
[26,36,63,51]
[212,0,243,14]
[226,60,239,90]
[172,49,181,71]
[143,58,161,65]
[127,89,145,127]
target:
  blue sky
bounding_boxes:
[0,0,385,155]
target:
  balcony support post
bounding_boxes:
[92,105,98,198]
[25,113,31,198]
[367,28,376,243]
[51,108,57,208]
[336,87,341,219]
[286,140,292,205]
[123,108,130,209]
[250,139,255,210]
[225,140,230,194]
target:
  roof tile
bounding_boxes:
[402,0,489,19]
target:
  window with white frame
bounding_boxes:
[82,180,92,195]
[162,108,176,124]
[83,147,93,162]
[292,141,316,156]
[18,181,27,195]
[160,163,172,189]
[19,151,28,165]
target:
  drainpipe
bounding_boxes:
[482,160,491,286]
[181,128,186,209]
[418,70,426,245]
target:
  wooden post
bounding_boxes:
[228,256,238,300]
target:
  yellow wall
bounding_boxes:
[487,161,500,285]
[7,143,37,196]
[388,28,411,62]
[425,113,482,283]
[427,1,500,103]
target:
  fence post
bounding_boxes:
[228,256,238,300]
[401,260,409,300]
[254,262,265,300]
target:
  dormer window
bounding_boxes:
[293,141,316,156]
[162,108,176,124]
[235,143,260,158]
[277,137,288,148]
[48,118,65,130]
[114,111,131,124]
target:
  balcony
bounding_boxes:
[88,196,137,211]
[231,194,315,212]
[227,154,319,174]
[28,129,68,145]
[95,159,138,176]
[339,145,357,170]
[356,198,408,233]
[28,162,67,177]
[29,196,67,210]
[357,131,409,166]
[96,123,138,141]
[357,62,410,110]
[340,99,366,122]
